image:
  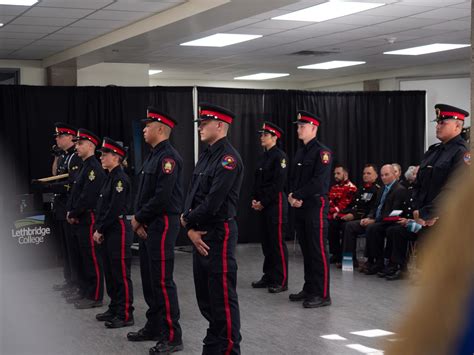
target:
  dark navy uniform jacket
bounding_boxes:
[252,145,288,208]
[290,137,333,208]
[95,165,130,234]
[341,182,381,220]
[67,155,106,220]
[134,139,183,224]
[183,137,244,228]
[414,134,469,219]
[48,146,82,219]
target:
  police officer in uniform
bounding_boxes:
[181,103,243,355]
[93,138,134,328]
[288,110,332,308]
[128,107,184,354]
[67,129,106,309]
[47,123,82,293]
[251,121,289,293]
[413,104,470,226]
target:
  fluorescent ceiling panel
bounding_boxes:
[384,43,470,55]
[298,60,366,69]
[272,1,385,22]
[234,73,290,80]
[180,33,262,47]
[0,0,37,5]
[148,70,163,75]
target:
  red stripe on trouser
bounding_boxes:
[89,212,100,301]
[222,222,234,355]
[160,215,174,342]
[319,197,328,298]
[119,219,130,322]
[278,192,287,287]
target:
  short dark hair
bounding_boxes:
[364,163,378,173]
[334,164,348,174]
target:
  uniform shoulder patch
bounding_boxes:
[320,150,331,165]
[464,152,471,165]
[221,155,237,170]
[280,158,287,169]
[162,158,176,174]
[116,180,124,193]
[88,170,96,181]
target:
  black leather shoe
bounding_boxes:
[74,299,103,309]
[65,293,84,304]
[105,317,135,328]
[251,279,269,288]
[96,309,116,322]
[386,269,408,281]
[52,282,72,291]
[365,264,383,275]
[149,340,184,354]
[127,328,161,342]
[289,290,309,302]
[303,296,332,308]
[377,265,397,278]
[268,285,288,294]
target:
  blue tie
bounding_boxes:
[375,186,389,221]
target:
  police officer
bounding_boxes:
[66,129,106,309]
[181,103,243,355]
[251,121,289,293]
[288,110,332,308]
[413,104,470,227]
[47,123,82,293]
[93,138,134,328]
[128,107,183,354]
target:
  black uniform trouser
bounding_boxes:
[52,216,71,283]
[366,222,395,267]
[193,220,241,355]
[342,220,366,259]
[294,197,330,298]
[65,220,82,287]
[139,214,182,343]
[328,219,346,262]
[387,225,419,269]
[71,212,104,300]
[102,219,134,321]
[259,198,289,287]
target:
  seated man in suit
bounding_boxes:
[364,164,407,275]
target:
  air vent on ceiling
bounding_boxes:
[290,50,339,56]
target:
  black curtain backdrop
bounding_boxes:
[0,85,194,245]
[1,85,425,245]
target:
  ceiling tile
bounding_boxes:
[0,31,45,39]
[0,15,14,23]
[11,16,76,26]
[250,19,312,30]
[411,7,469,19]
[53,26,110,35]
[86,10,152,21]
[71,18,129,29]
[104,1,182,12]
[0,5,29,16]
[1,24,60,33]
[23,7,95,18]
[423,20,471,31]
[362,4,437,17]
[36,0,113,9]
[43,32,96,41]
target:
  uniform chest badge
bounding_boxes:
[222,155,237,170]
[88,170,96,181]
[464,152,471,165]
[71,165,79,171]
[116,180,124,193]
[162,158,176,174]
[321,151,331,165]
[280,158,287,169]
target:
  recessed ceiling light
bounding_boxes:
[298,61,366,70]
[0,0,38,5]
[272,1,385,22]
[148,70,163,75]
[0,23,3,27]
[180,33,262,47]
[384,43,470,56]
[234,73,290,81]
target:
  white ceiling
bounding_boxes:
[0,0,471,83]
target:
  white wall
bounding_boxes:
[313,82,363,91]
[400,77,470,148]
[0,60,46,85]
[149,78,301,90]
[78,63,150,86]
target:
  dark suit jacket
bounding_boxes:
[367,180,407,221]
